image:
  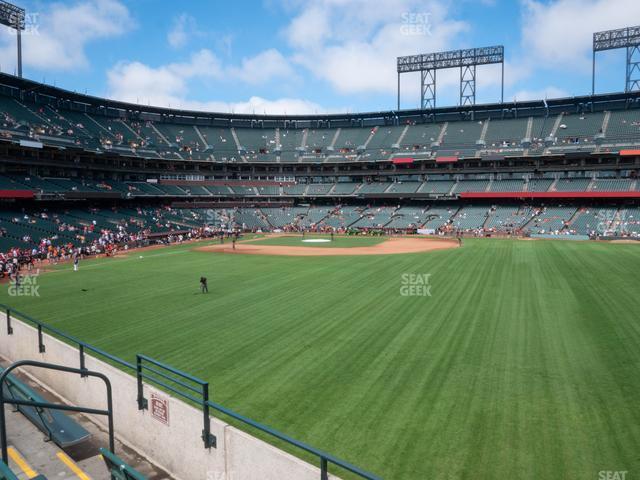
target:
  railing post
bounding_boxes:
[321,457,328,480]
[79,344,87,378]
[5,308,12,335]
[136,355,147,410]
[201,382,216,449]
[37,324,45,353]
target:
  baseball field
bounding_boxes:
[1,236,639,479]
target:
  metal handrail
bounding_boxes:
[0,360,114,464]
[0,304,381,480]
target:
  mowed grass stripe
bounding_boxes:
[2,239,640,479]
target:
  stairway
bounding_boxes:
[194,126,210,148]
[549,113,564,139]
[437,122,448,143]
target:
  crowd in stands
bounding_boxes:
[0,203,638,281]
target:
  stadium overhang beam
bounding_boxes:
[397,46,504,110]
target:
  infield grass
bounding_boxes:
[2,238,640,480]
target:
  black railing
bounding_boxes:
[0,305,381,480]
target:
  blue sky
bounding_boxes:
[0,0,637,114]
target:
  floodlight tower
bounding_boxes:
[0,1,25,78]
[592,25,640,94]
[397,46,504,110]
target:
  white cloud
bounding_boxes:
[521,0,640,71]
[167,14,195,49]
[283,0,469,95]
[106,49,320,114]
[0,0,133,72]
[203,97,325,115]
[228,49,296,85]
[107,49,222,104]
[510,86,569,102]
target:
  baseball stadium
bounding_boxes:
[0,1,639,479]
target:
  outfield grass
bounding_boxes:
[248,234,386,248]
[2,239,640,479]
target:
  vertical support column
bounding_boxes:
[79,344,87,378]
[501,60,504,103]
[136,355,147,410]
[37,324,45,353]
[16,27,22,78]
[460,65,476,106]
[592,50,596,95]
[421,69,436,110]
[320,457,328,480]
[397,72,400,111]
[420,70,424,110]
[626,45,640,92]
[201,383,216,448]
[5,308,12,335]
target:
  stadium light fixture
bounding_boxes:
[593,25,640,94]
[397,45,504,110]
[0,0,25,78]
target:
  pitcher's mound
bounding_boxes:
[195,236,458,256]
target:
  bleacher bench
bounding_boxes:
[0,368,91,448]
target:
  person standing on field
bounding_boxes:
[200,276,208,293]
[73,250,79,271]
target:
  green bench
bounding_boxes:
[100,448,147,480]
[0,368,91,448]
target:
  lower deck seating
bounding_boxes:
[385,207,432,228]
[351,207,397,228]
[451,206,489,230]
[525,206,577,234]
[569,207,617,235]
[485,206,533,230]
